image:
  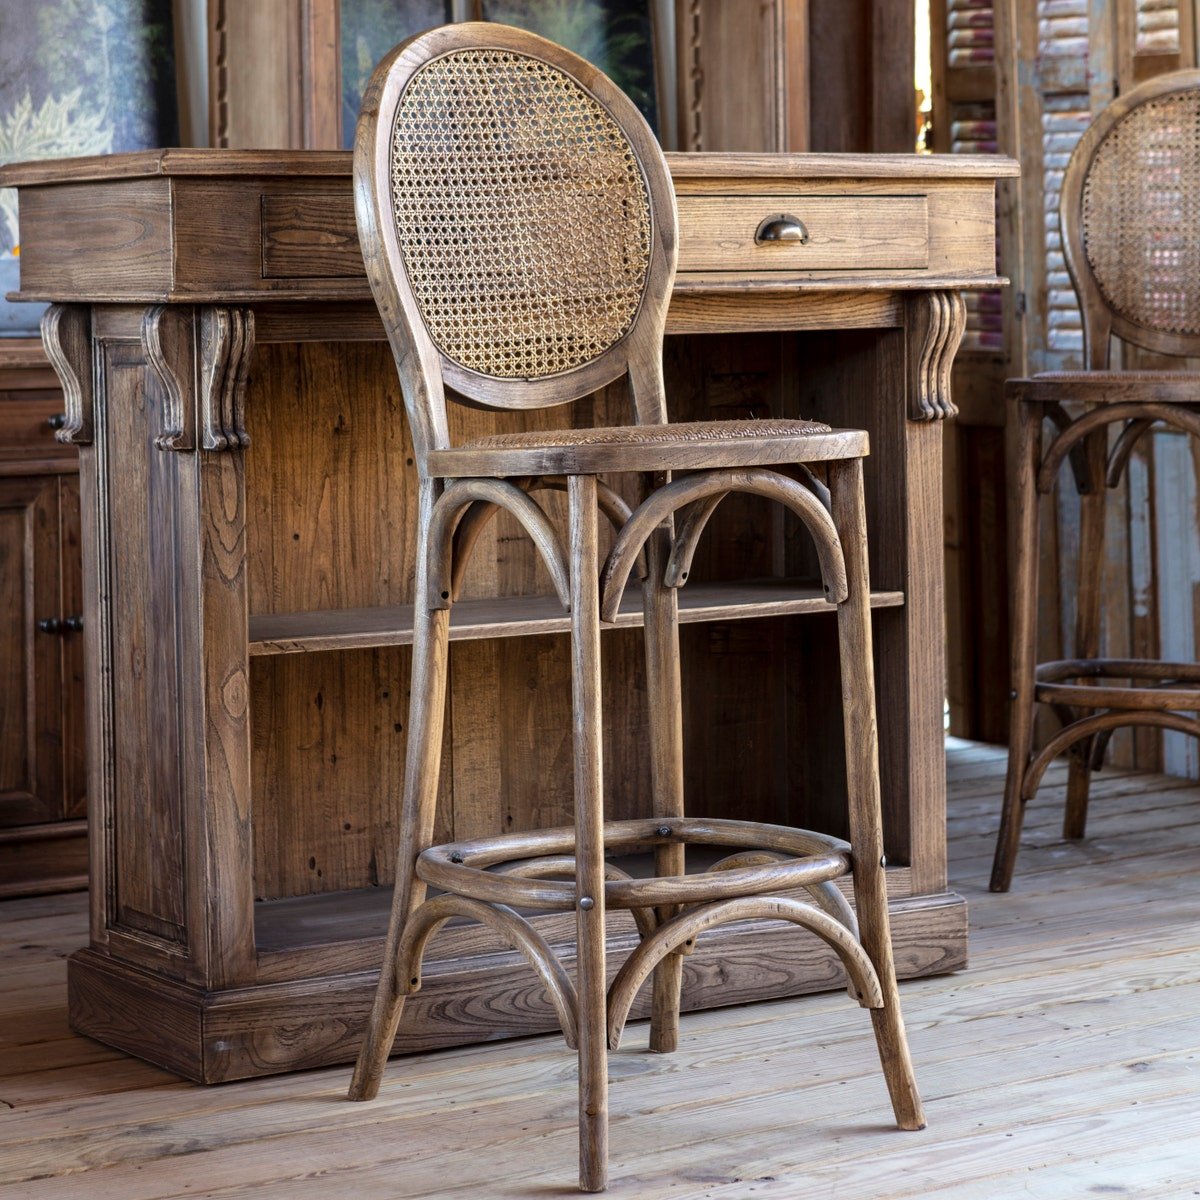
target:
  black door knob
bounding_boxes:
[37,617,62,634]
[46,412,68,430]
[64,615,84,632]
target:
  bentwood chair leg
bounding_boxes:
[641,521,686,1054]
[1063,433,1108,839]
[568,475,610,1193]
[829,458,925,1132]
[992,399,1043,893]
[350,490,452,1102]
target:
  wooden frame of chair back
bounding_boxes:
[1061,68,1200,368]
[353,21,679,472]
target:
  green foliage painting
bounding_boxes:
[480,0,657,124]
[340,0,658,149]
[0,0,178,334]
[341,0,450,150]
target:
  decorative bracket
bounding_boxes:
[199,306,254,451]
[41,304,93,445]
[141,305,255,452]
[908,290,967,422]
[142,304,195,451]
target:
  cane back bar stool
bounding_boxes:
[993,69,1200,893]
[347,23,924,1191]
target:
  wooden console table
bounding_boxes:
[2,149,1017,1081]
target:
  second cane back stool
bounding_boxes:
[347,22,924,1191]
[993,70,1200,893]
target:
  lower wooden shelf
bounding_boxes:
[68,888,967,1083]
[248,579,906,655]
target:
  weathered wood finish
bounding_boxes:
[808,0,918,156]
[675,0,810,154]
[5,741,1197,1198]
[3,136,1011,1081]
[993,69,1200,892]
[1,152,1014,309]
[938,1,1200,764]
[675,194,930,272]
[342,27,926,1189]
[0,336,86,898]
[207,0,340,151]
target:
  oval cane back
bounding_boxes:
[354,23,678,464]
[1062,69,1200,367]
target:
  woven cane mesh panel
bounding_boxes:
[1082,89,1200,334]
[1033,370,1200,383]
[390,48,653,380]
[466,418,833,449]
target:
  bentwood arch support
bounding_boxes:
[346,21,924,1191]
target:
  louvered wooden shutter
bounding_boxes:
[1008,0,1196,371]
[1125,0,1195,79]
[1017,1,1106,370]
[932,1,1003,354]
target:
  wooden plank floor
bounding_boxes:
[2,739,1198,1198]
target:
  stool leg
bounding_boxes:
[829,458,925,1132]
[1064,431,1108,839]
[349,487,451,1101]
[641,520,686,1054]
[992,397,1042,893]
[569,475,609,1193]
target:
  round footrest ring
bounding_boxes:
[417,817,852,911]
[1035,657,1200,712]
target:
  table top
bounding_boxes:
[0,148,1020,188]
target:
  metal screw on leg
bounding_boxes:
[578,896,594,910]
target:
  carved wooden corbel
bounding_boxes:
[141,304,254,452]
[199,306,254,451]
[908,290,966,421]
[41,304,94,445]
[142,304,196,451]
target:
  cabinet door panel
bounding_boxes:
[0,475,63,826]
[60,474,86,819]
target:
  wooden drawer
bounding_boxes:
[260,191,364,279]
[0,390,72,460]
[677,194,929,273]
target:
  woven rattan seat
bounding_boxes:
[993,69,1200,894]
[1029,371,1200,384]
[465,418,833,448]
[348,23,923,1191]
[432,417,860,477]
[1015,370,1200,404]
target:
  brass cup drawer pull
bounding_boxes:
[755,214,808,245]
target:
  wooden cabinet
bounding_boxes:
[209,0,811,154]
[0,342,87,898]
[674,0,809,151]
[2,147,1014,1082]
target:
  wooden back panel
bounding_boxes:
[353,22,679,466]
[1062,68,1200,367]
